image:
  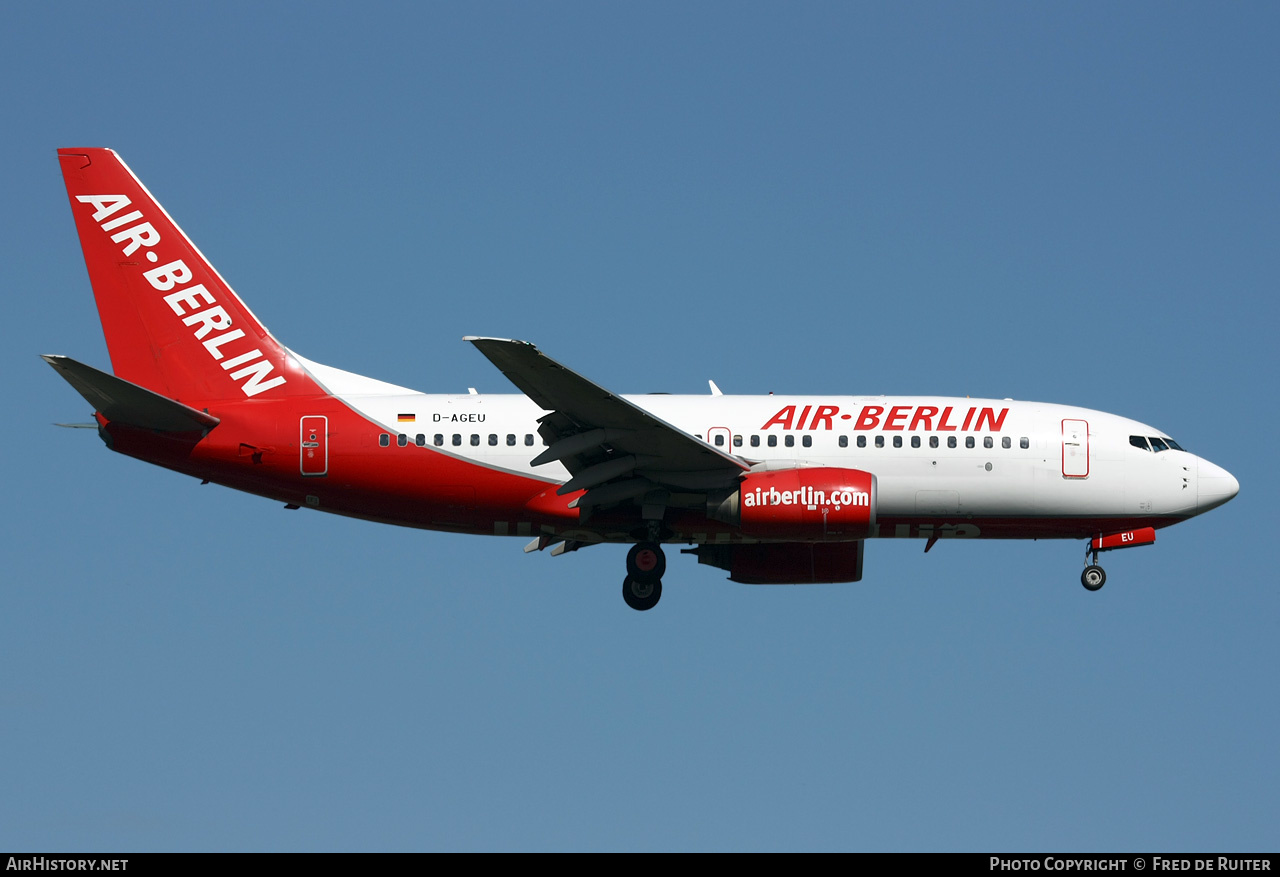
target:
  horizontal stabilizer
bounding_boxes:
[42,355,220,432]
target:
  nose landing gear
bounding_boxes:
[1081,564,1106,591]
[1079,527,1156,591]
[1081,544,1106,591]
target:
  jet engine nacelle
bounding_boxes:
[707,467,877,540]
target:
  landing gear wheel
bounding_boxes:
[623,576,662,611]
[1081,565,1106,591]
[626,541,666,584]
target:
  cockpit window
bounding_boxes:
[1149,437,1170,452]
[1165,438,1184,451]
[1130,435,1151,451]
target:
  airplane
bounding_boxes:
[45,148,1240,611]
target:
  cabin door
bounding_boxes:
[301,416,328,476]
[1062,419,1089,478]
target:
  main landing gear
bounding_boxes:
[1081,545,1106,591]
[623,541,665,611]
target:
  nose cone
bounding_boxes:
[1197,458,1240,513]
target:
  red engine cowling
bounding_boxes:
[708,467,877,540]
[691,542,865,584]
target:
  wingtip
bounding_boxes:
[464,336,535,347]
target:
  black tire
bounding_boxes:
[1081,565,1106,591]
[622,575,662,611]
[626,541,666,584]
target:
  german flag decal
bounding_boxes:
[397,413,415,423]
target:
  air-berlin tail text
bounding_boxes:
[75,194,285,397]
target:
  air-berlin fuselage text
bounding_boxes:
[760,404,1008,432]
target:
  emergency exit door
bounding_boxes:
[706,426,732,450]
[301,416,328,476]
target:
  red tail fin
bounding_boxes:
[59,148,298,403]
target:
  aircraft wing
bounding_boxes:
[466,337,748,503]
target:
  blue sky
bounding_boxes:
[2,2,1276,851]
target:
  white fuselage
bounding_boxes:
[330,382,1233,532]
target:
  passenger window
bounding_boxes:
[507,434,516,446]
[714,434,724,446]
[452,434,461,446]
[965,436,975,449]
[948,436,957,449]
[1149,437,1169,452]
[802,435,812,448]
[893,436,902,448]
[929,436,939,449]
[750,435,760,448]
[525,434,534,446]
[768,435,778,447]
[785,435,795,448]
[487,434,497,446]
[983,436,993,449]
[470,434,480,446]
[1130,435,1151,452]
[733,435,742,447]
[397,434,407,447]
[434,434,444,446]
[857,435,866,448]
[1020,437,1030,449]
[875,435,884,448]
[911,436,920,449]
[839,435,848,448]
[379,434,390,447]
[416,434,426,447]
[1002,436,1011,449]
